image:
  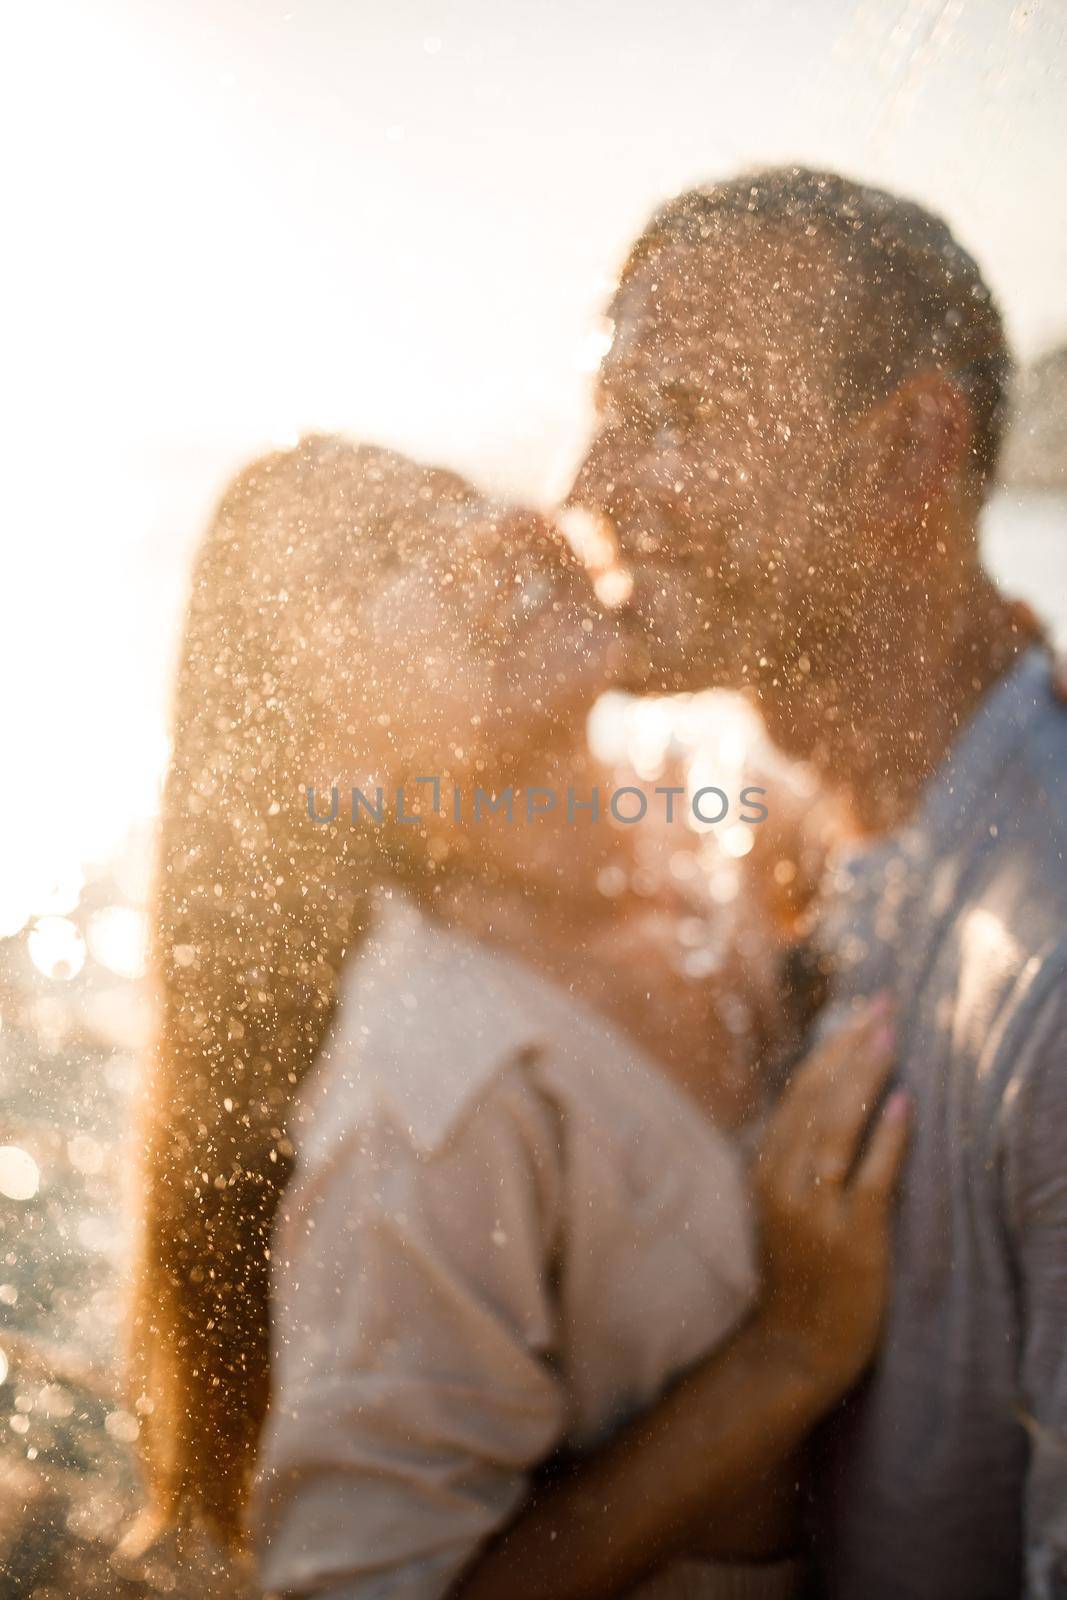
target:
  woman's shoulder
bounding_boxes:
[288,892,548,1166]
[289,892,738,1180]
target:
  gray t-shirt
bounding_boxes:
[808,647,1067,1599]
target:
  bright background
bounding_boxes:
[3,0,1066,935]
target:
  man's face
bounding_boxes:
[570,226,868,692]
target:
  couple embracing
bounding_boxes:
[130,170,1067,1598]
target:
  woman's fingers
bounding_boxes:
[806,1011,896,1180]
[851,1089,910,1208]
[758,998,898,1213]
[764,997,891,1157]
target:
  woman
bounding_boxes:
[131,435,906,1597]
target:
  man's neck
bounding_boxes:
[769,572,1042,838]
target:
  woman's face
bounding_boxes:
[315,501,623,807]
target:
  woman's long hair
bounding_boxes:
[131,436,478,1544]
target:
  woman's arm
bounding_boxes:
[454,1002,907,1600]
[454,1317,832,1600]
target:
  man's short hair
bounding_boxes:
[614,167,1012,487]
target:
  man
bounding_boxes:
[569,168,1067,1597]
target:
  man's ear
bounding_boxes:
[850,371,974,541]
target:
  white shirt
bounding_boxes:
[250,891,758,1598]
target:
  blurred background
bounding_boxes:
[0,0,1064,1590]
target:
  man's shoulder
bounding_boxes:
[965,666,1067,920]
[955,795,1067,1048]
[1014,646,1067,768]
[931,666,1067,1094]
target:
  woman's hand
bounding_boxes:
[455,999,907,1599]
[753,997,909,1399]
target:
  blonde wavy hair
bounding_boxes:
[130,436,580,1545]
